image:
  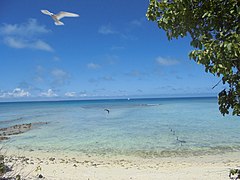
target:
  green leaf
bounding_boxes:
[227,43,232,51]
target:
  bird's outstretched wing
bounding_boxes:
[55,11,79,20]
[41,10,53,16]
[55,21,64,25]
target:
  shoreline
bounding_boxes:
[2,148,240,179]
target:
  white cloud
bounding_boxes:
[33,40,53,51]
[87,63,101,69]
[79,92,87,97]
[156,57,179,66]
[65,92,77,97]
[51,68,70,86]
[0,19,53,52]
[129,17,146,27]
[34,67,70,87]
[40,89,58,97]
[0,88,30,98]
[51,69,68,77]
[3,37,26,48]
[34,65,45,83]
[64,91,87,97]
[12,88,30,97]
[98,25,118,35]
[130,19,143,27]
[3,37,53,51]
[0,19,49,36]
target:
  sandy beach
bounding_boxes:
[2,149,240,180]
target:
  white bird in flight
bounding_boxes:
[41,10,79,25]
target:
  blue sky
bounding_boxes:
[0,0,223,101]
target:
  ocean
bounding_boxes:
[0,97,239,158]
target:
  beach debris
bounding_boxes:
[16,174,21,180]
[0,156,5,176]
[104,109,110,114]
[92,163,97,167]
[38,174,44,178]
[41,10,79,25]
[0,155,12,178]
[229,168,240,179]
[49,157,55,162]
[35,165,42,178]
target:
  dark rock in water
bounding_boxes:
[0,123,32,137]
[0,136,9,141]
[0,122,49,141]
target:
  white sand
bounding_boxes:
[2,150,240,180]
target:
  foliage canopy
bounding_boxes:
[146,0,240,116]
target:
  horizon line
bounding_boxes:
[0,95,217,103]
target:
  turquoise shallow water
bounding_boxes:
[0,97,240,157]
